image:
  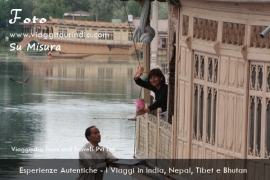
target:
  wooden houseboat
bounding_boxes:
[127,0,270,180]
[19,18,136,55]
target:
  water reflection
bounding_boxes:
[0,49,168,179]
[0,50,167,160]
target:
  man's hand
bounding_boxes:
[106,159,118,166]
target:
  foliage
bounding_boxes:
[158,2,168,19]
[0,0,168,27]
[32,0,72,19]
[125,0,141,19]
[88,0,122,22]
[0,0,24,28]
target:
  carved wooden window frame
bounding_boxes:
[248,62,270,158]
[193,52,218,145]
[250,26,270,49]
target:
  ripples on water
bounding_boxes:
[0,50,168,179]
[0,50,167,161]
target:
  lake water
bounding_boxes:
[0,48,167,179]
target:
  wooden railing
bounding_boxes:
[135,108,172,168]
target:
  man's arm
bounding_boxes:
[78,151,107,170]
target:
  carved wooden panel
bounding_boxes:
[182,15,189,36]
[207,57,218,83]
[198,146,203,159]
[218,91,227,148]
[237,59,245,88]
[235,95,244,153]
[206,88,217,145]
[250,26,270,49]
[137,117,147,156]
[177,140,183,159]
[267,66,270,93]
[222,22,245,46]
[193,18,218,41]
[148,124,157,158]
[248,62,270,159]
[226,93,235,151]
[192,144,198,159]
[180,47,186,75]
[193,84,204,141]
[205,148,212,159]
[176,141,189,168]
[184,83,189,137]
[176,141,185,168]
[167,3,178,63]
[193,52,219,150]
[185,48,191,76]
[177,46,181,75]
[248,96,262,157]
[257,66,263,91]
[249,64,262,91]
[159,129,172,159]
[220,56,228,85]
[183,142,188,159]
[266,98,270,158]
[229,57,237,87]
[250,65,256,90]
[167,1,178,121]
[194,54,205,80]
[178,80,185,136]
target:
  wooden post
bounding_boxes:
[156,108,162,159]
[142,44,151,105]
[145,104,149,158]
[151,0,158,69]
[141,0,151,106]
[135,116,140,158]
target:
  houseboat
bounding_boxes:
[19,18,136,55]
[128,0,270,180]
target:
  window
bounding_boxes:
[193,53,218,145]
[248,62,270,158]
[107,32,113,40]
[128,31,133,41]
[63,30,67,37]
[58,29,63,37]
[76,30,85,38]
[161,38,167,48]
[98,30,106,40]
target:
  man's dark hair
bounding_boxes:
[85,126,96,141]
[147,68,166,86]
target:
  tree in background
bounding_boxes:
[32,0,71,19]
[112,1,168,22]
[0,0,24,28]
[88,0,160,22]
[158,2,168,19]
[0,0,168,27]
[65,0,90,12]
[125,0,141,19]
